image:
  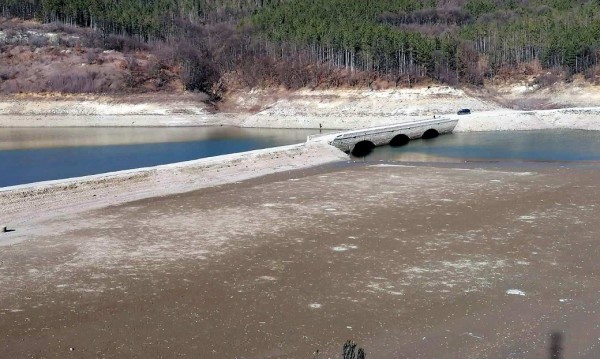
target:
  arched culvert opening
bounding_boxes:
[422,129,439,139]
[351,140,376,157]
[389,134,410,147]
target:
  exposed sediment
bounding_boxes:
[0,141,348,236]
[2,162,600,358]
[2,86,600,358]
[2,86,600,131]
[2,86,599,227]
[453,107,600,132]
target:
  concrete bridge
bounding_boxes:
[310,118,459,156]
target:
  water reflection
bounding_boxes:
[4,128,600,187]
[0,127,326,187]
[358,130,600,163]
[0,127,322,150]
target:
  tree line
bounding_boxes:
[252,0,600,85]
[1,0,599,95]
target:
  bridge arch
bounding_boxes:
[390,134,410,147]
[351,140,375,157]
[422,129,439,139]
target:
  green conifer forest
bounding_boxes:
[1,0,599,94]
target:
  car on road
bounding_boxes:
[457,108,471,115]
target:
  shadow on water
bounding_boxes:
[389,134,410,147]
[351,141,376,157]
[421,128,439,139]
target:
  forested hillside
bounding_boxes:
[253,0,600,84]
[1,0,599,97]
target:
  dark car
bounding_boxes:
[457,108,471,115]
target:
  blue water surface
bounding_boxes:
[0,127,318,187]
[3,128,600,188]
[365,130,600,162]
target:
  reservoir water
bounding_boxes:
[2,128,599,188]
[0,127,323,187]
[360,129,600,163]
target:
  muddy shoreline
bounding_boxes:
[0,142,348,241]
[2,86,600,357]
[1,161,600,358]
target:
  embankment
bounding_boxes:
[2,86,599,130]
[2,85,600,230]
[236,87,600,131]
[453,107,600,132]
[0,94,246,127]
[0,142,348,237]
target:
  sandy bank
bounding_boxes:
[238,87,497,129]
[0,94,244,127]
[2,162,600,357]
[237,87,600,131]
[0,141,347,235]
[0,113,246,127]
[452,107,600,132]
[0,93,211,116]
[2,86,599,131]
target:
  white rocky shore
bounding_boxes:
[2,85,599,234]
[0,141,347,245]
[1,86,599,130]
[453,107,600,132]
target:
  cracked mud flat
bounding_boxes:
[2,162,600,358]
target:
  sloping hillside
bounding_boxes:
[0,19,182,94]
[2,1,600,98]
